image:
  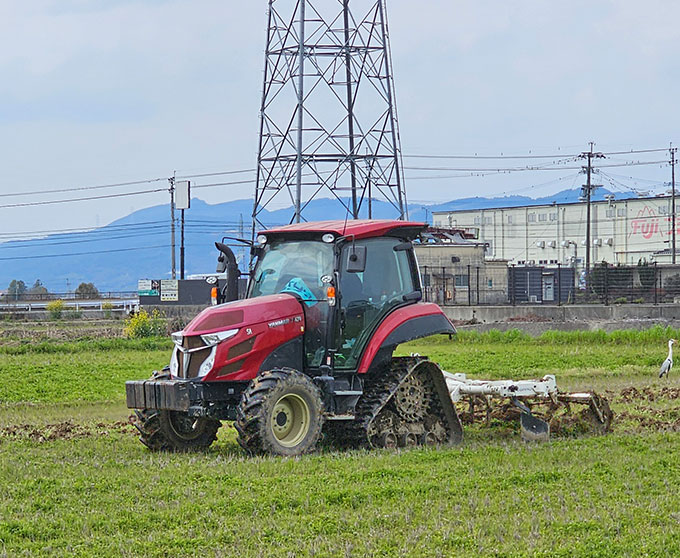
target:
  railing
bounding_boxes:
[0,293,139,313]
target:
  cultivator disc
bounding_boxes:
[444,372,613,440]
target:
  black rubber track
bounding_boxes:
[325,356,463,449]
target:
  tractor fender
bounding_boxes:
[357,303,455,374]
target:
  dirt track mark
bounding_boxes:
[0,419,135,442]
[617,386,680,403]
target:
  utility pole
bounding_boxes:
[579,143,605,287]
[180,208,185,280]
[169,174,176,279]
[671,145,677,264]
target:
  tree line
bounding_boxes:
[4,279,100,301]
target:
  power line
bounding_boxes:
[0,243,221,261]
[0,218,257,240]
[174,169,255,180]
[403,147,670,160]
[405,153,580,160]
[0,177,168,199]
[403,159,669,173]
[0,244,172,261]
[0,188,167,209]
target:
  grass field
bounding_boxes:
[2,327,680,557]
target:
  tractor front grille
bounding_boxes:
[175,336,212,379]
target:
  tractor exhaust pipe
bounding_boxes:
[215,242,240,302]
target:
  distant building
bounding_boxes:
[433,194,679,272]
[415,228,509,304]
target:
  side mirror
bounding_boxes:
[346,245,366,273]
[216,253,226,273]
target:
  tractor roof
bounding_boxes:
[262,220,426,240]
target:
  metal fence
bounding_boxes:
[422,263,680,306]
[420,265,509,306]
[581,262,680,305]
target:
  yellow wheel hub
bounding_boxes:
[271,393,311,447]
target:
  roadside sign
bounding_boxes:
[138,279,159,296]
[160,279,179,301]
[175,181,190,210]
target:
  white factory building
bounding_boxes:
[432,194,679,271]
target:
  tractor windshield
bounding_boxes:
[249,239,334,368]
[248,240,334,302]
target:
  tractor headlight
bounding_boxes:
[200,329,239,347]
[171,332,184,347]
[170,347,179,375]
[198,346,217,377]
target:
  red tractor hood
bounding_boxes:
[182,294,303,336]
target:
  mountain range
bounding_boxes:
[2,187,635,293]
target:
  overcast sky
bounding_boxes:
[2,0,680,237]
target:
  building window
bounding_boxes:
[617,208,626,217]
[528,213,536,223]
[487,279,493,288]
[606,209,615,218]
[660,206,668,215]
[539,259,547,265]
[473,216,481,225]
[484,217,492,225]
[539,213,547,222]
[454,275,469,287]
[507,215,513,224]
[549,213,557,221]
[550,259,558,264]
[517,260,526,265]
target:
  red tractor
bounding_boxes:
[126,220,463,455]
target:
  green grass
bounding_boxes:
[0,342,169,404]
[2,327,680,556]
[1,425,679,557]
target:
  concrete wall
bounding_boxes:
[442,303,680,324]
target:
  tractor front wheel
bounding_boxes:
[134,409,221,451]
[235,369,324,456]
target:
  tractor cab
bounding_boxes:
[245,221,426,373]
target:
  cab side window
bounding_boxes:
[337,238,417,369]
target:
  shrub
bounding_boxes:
[47,299,65,320]
[123,309,166,339]
[102,301,114,319]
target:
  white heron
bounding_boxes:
[659,339,676,379]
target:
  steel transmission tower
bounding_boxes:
[252,0,407,232]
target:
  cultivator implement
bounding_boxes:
[443,372,613,441]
